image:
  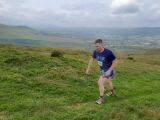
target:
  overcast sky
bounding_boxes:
[0,0,160,28]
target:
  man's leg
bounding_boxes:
[104,77,115,96]
[96,76,105,104]
[98,75,105,96]
[105,77,113,91]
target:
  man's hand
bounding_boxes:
[102,70,111,78]
[86,68,90,75]
[103,59,117,78]
[86,57,94,75]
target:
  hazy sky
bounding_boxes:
[0,0,160,27]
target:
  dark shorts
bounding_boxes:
[101,69,115,79]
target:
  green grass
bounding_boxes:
[0,44,160,120]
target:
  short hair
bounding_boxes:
[94,39,103,44]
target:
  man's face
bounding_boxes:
[95,43,103,52]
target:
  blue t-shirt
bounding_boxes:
[92,48,116,70]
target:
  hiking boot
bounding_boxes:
[106,88,115,96]
[96,96,104,104]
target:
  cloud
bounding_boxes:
[0,3,2,7]
[0,0,160,27]
[62,2,107,13]
[150,4,160,15]
[111,0,139,14]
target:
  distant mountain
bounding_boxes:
[0,24,86,50]
[0,24,83,41]
[0,24,160,52]
[0,24,38,39]
[46,27,160,51]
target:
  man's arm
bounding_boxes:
[86,57,94,74]
[108,59,118,72]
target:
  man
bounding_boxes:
[86,39,118,104]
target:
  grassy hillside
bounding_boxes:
[0,44,160,120]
